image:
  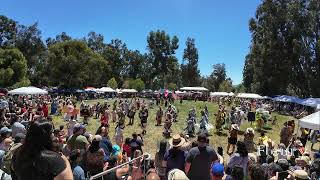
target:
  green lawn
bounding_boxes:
[52,99,319,158]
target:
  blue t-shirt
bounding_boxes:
[72,165,85,180]
[164,148,187,174]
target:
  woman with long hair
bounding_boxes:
[155,140,167,180]
[11,121,72,180]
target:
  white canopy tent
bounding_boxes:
[120,89,138,93]
[175,90,187,94]
[180,87,208,91]
[8,87,48,95]
[236,93,263,99]
[210,92,229,96]
[298,111,320,130]
[96,87,115,93]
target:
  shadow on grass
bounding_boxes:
[214,131,228,137]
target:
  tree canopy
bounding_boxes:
[243,0,320,97]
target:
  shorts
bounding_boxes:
[228,137,237,145]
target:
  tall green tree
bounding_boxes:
[147,30,179,87]
[181,38,200,86]
[0,15,17,47]
[47,40,109,88]
[15,23,46,75]
[107,77,118,89]
[46,32,72,47]
[212,63,226,91]
[102,39,127,84]
[125,50,145,79]
[218,78,233,92]
[0,48,30,87]
[87,31,105,53]
[130,78,145,92]
[244,0,320,96]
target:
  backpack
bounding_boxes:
[1,143,22,175]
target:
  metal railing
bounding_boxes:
[89,153,150,180]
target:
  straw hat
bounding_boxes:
[293,170,309,179]
[245,127,255,135]
[231,124,240,131]
[169,134,186,148]
[168,169,189,180]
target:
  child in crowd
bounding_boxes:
[258,131,268,145]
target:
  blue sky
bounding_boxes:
[0,0,261,84]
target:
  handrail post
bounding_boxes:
[89,153,150,180]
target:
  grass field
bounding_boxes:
[52,99,319,159]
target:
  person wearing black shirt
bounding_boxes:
[11,121,73,180]
[139,107,148,135]
[185,133,218,180]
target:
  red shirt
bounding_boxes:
[122,144,131,157]
[43,105,49,117]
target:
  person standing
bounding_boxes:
[164,134,187,175]
[280,122,290,147]
[139,106,148,135]
[127,105,136,126]
[155,140,168,180]
[156,107,163,126]
[227,124,239,155]
[185,133,219,180]
[243,128,256,153]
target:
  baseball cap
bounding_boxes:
[211,162,224,176]
[0,127,12,134]
[73,123,85,133]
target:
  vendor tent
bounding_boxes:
[228,92,235,96]
[299,98,320,108]
[8,87,48,95]
[175,90,187,95]
[96,87,115,93]
[272,95,303,103]
[84,87,97,93]
[298,111,320,130]
[236,93,263,99]
[121,89,138,93]
[180,87,208,91]
[210,92,229,96]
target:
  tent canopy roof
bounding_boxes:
[8,86,48,95]
[272,95,303,103]
[120,89,137,93]
[96,87,115,93]
[299,111,320,130]
[210,92,233,96]
[180,87,208,91]
[236,93,263,99]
